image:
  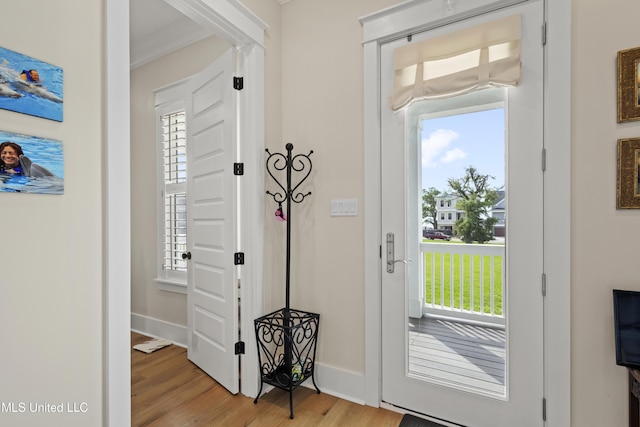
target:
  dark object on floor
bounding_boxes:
[399,414,448,427]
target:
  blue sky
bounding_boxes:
[421,107,505,193]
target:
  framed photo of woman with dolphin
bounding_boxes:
[0,46,63,122]
[0,130,64,195]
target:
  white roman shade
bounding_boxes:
[390,14,521,110]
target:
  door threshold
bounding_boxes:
[380,402,464,427]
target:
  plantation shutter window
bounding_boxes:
[162,110,188,274]
[390,14,521,110]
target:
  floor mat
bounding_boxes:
[132,337,172,354]
[399,414,449,427]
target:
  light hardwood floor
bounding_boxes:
[131,332,403,426]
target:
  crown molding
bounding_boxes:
[166,0,267,48]
[130,16,212,69]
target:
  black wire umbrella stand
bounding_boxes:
[253,143,321,419]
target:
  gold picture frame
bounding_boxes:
[617,47,640,123]
[617,138,640,209]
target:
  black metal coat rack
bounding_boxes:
[254,143,320,419]
[265,143,313,310]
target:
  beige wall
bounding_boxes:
[277,0,399,374]
[0,1,103,426]
[572,0,640,425]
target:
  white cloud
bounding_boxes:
[440,147,468,163]
[422,129,461,167]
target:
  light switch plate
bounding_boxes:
[331,199,358,216]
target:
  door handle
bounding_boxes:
[386,232,410,273]
[182,251,191,260]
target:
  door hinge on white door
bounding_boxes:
[541,148,547,172]
[233,76,244,90]
[542,397,547,421]
[235,341,245,355]
[234,252,245,265]
[542,273,547,297]
[542,21,547,46]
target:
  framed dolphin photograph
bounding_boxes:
[0,46,63,122]
[0,130,64,194]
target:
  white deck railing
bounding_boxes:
[421,242,505,326]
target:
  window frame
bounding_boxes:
[154,80,189,293]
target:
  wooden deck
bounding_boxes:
[408,316,506,397]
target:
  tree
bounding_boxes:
[447,166,500,244]
[422,187,441,229]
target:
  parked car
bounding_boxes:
[423,230,451,241]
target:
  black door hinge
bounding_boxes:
[233,77,244,90]
[234,163,244,176]
[234,252,245,265]
[235,341,245,355]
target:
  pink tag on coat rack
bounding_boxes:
[275,207,286,221]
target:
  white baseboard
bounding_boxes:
[130,313,367,404]
[301,363,366,405]
[131,313,187,347]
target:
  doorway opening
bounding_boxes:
[106,2,267,424]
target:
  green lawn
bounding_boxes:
[423,251,503,315]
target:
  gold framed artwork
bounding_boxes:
[617,138,640,209]
[617,47,640,123]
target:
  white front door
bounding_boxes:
[186,48,240,394]
[381,2,544,426]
